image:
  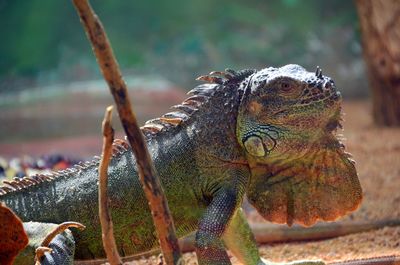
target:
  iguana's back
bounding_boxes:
[0,80,246,260]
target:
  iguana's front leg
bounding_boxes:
[195,168,248,265]
[222,208,262,265]
[222,205,325,265]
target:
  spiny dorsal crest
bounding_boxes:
[0,68,257,195]
[140,68,256,137]
[139,83,217,136]
[196,68,257,85]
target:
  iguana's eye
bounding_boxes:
[280,81,293,92]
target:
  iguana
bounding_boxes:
[0,65,362,265]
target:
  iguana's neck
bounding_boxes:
[186,80,248,165]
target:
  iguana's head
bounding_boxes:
[237,64,362,227]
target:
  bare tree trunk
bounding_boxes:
[355,0,400,126]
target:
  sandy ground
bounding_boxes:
[1,99,399,264]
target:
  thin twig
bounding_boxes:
[35,221,85,264]
[98,106,122,265]
[40,222,86,247]
[34,247,52,265]
[71,1,182,264]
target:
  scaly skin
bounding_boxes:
[0,65,362,265]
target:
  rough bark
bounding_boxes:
[71,1,182,264]
[355,0,400,126]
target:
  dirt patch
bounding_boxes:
[259,227,400,263]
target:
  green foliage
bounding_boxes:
[0,0,360,88]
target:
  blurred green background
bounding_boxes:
[0,0,371,157]
[0,0,366,97]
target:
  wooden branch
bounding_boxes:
[255,219,400,243]
[178,218,400,253]
[98,106,122,265]
[328,255,400,265]
[71,1,182,264]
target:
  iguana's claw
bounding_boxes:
[260,258,325,265]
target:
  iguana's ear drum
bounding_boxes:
[247,139,362,227]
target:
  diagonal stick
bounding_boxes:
[71,1,182,264]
